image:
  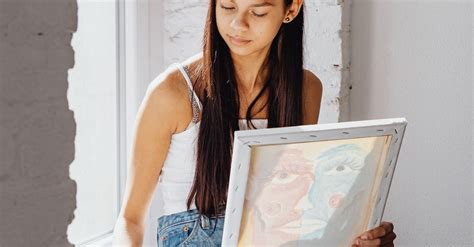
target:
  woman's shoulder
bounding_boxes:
[302,68,323,101]
[144,54,204,132]
[302,68,323,92]
[302,68,323,124]
[146,65,188,107]
[148,54,204,101]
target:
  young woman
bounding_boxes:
[112,0,397,246]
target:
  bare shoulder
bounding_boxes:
[303,69,323,94]
[302,69,323,124]
[143,64,193,134]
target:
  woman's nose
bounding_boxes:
[230,15,249,32]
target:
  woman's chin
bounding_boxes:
[228,47,257,57]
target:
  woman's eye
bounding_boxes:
[220,5,235,11]
[271,171,298,185]
[326,164,357,175]
[252,12,267,17]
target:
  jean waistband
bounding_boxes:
[157,209,225,231]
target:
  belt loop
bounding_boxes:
[200,214,210,229]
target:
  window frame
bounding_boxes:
[74,0,129,245]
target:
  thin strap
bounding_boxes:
[174,62,203,111]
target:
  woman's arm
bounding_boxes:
[112,72,183,246]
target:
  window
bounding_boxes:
[67,0,155,244]
[67,0,127,245]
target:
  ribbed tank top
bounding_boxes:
[158,62,268,216]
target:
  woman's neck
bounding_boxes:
[230,46,271,95]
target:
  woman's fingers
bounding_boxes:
[354,221,395,246]
[360,221,394,240]
[357,238,382,246]
[380,221,394,233]
[381,231,397,245]
[357,231,397,246]
[360,225,387,240]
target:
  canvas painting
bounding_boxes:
[223,118,407,247]
[239,136,390,246]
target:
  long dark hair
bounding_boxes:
[187,0,305,217]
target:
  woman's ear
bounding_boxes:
[283,0,304,23]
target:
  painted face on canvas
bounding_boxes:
[252,149,315,233]
[215,0,287,56]
[300,144,367,240]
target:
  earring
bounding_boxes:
[284,17,291,23]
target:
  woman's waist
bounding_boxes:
[158,208,226,229]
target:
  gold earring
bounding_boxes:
[284,17,291,23]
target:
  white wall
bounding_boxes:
[350,1,472,246]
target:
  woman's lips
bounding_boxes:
[228,35,251,46]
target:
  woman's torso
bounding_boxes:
[158,61,268,216]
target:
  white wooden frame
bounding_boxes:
[222,118,407,246]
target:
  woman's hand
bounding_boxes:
[352,221,397,247]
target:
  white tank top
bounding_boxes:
[158,62,268,216]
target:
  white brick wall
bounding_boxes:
[303,0,352,122]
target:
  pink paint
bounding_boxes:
[329,194,344,208]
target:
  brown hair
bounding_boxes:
[187,0,305,217]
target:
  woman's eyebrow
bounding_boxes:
[229,0,275,7]
[251,2,274,7]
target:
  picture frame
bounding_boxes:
[222,118,407,246]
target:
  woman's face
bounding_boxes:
[216,0,288,56]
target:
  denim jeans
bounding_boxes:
[157,209,225,247]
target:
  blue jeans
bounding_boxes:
[157,209,225,247]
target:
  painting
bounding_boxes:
[223,118,407,247]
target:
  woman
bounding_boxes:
[112,0,397,246]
